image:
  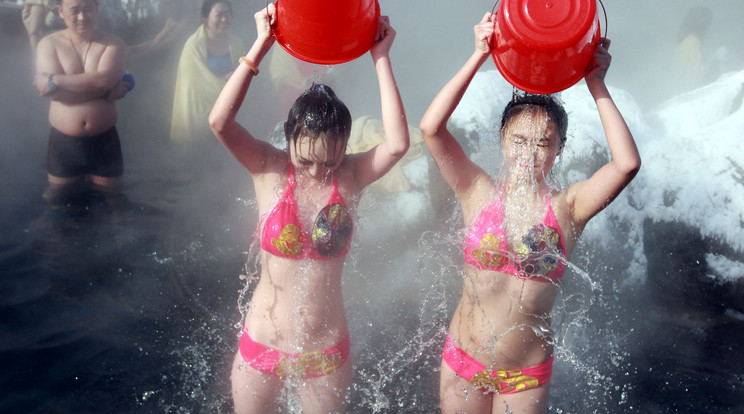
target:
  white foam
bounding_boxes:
[707,253,744,283]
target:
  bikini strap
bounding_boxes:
[328,173,347,206]
[286,163,296,189]
[544,194,565,244]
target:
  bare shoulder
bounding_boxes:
[252,150,289,211]
[333,153,380,197]
[550,190,572,220]
[252,148,288,185]
[39,30,66,48]
[550,188,585,246]
[460,174,497,223]
[36,31,65,70]
[95,31,125,48]
[335,153,362,192]
[555,180,584,219]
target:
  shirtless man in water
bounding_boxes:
[34,0,130,199]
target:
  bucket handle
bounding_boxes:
[490,0,500,16]
[490,0,608,43]
[488,0,500,51]
[598,0,608,43]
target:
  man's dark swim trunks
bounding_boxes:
[47,127,124,178]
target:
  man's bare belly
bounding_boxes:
[49,99,117,137]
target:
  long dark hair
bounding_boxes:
[284,83,352,154]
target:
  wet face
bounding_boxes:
[289,135,346,181]
[500,107,562,182]
[204,2,232,36]
[58,0,98,35]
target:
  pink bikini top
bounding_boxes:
[260,165,353,260]
[463,195,567,282]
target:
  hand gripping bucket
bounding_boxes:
[491,0,606,94]
[272,0,380,65]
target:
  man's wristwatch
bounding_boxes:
[47,74,57,92]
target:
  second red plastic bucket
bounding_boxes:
[492,0,602,94]
[272,0,380,65]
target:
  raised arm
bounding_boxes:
[350,16,410,189]
[208,5,282,175]
[419,13,494,200]
[567,39,641,225]
[126,16,187,60]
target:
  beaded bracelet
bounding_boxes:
[240,57,259,76]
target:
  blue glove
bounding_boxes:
[121,71,135,92]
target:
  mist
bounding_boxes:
[1,0,743,412]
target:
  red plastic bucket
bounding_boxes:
[491,0,603,94]
[272,0,380,65]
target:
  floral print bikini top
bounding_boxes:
[463,195,567,282]
[260,165,353,260]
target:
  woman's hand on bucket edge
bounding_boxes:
[254,3,276,44]
[585,38,612,85]
[371,16,395,61]
[474,12,495,55]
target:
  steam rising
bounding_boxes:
[1,0,743,412]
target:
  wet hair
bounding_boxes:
[283,83,352,154]
[500,93,568,145]
[201,0,232,20]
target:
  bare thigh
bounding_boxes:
[48,173,84,185]
[89,175,121,190]
[439,359,551,414]
[440,359,492,414]
[492,383,550,414]
[297,356,353,414]
[231,351,283,414]
[47,174,120,189]
[231,351,353,414]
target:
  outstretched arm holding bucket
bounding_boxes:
[348,15,411,191]
[421,13,640,414]
[419,12,496,208]
[209,4,278,175]
[566,38,641,229]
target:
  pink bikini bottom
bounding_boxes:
[239,329,350,379]
[442,333,553,394]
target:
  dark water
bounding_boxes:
[2,4,744,414]
[1,9,247,412]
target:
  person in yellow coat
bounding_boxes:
[170,0,243,142]
[668,7,712,97]
[22,0,56,57]
[347,115,424,195]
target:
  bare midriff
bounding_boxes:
[49,98,117,137]
[243,251,349,353]
[448,264,558,369]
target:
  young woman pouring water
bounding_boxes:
[209,4,409,413]
[420,12,640,413]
